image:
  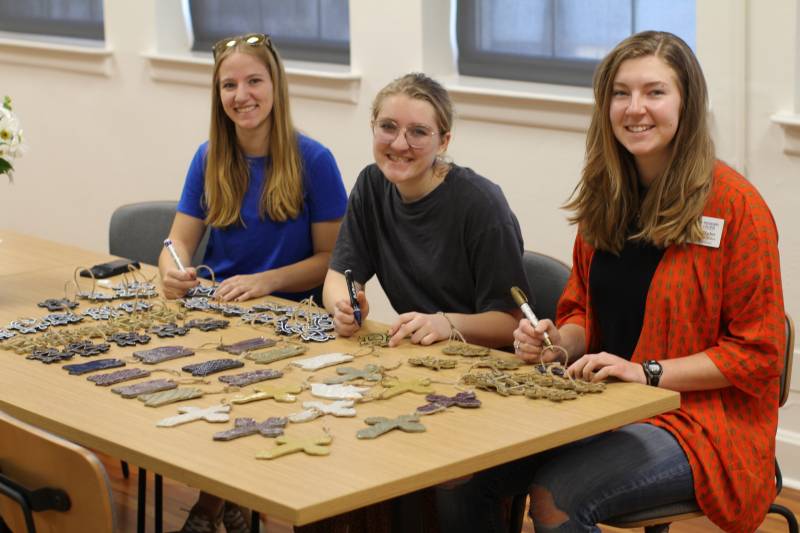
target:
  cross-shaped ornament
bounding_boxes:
[323,364,383,385]
[230,383,303,404]
[309,382,370,400]
[213,417,288,441]
[356,414,426,439]
[157,404,232,427]
[416,391,482,415]
[288,400,356,423]
[380,377,435,399]
[256,433,333,459]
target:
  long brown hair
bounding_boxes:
[565,31,715,253]
[205,37,303,227]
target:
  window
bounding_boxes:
[456,0,695,87]
[189,0,350,65]
[0,0,104,41]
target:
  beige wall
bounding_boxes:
[1,0,800,483]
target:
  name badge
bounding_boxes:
[695,216,724,248]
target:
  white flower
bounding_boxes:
[0,97,25,182]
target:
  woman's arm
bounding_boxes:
[158,212,205,299]
[515,317,729,390]
[214,219,342,302]
[567,351,730,391]
[388,309,521,349]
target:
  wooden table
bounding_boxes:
[0,230,680,525]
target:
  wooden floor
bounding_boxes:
[101,452,291,533]
[100,452,799,532]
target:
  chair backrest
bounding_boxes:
[780,313,795,408]
[109,201,208,266]
[0,411,116,533]
[522,250,572,322]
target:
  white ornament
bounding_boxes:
[291,352,354,371]
[288,400,356,423]
[156,404,231,428]
[309,382,369,400]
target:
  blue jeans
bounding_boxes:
[436,423,694,533]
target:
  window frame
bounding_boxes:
[0,0,104,41]
[456,0,599,87]
[188,0,350,65]
[455,0,695,88]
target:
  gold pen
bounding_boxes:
[510,286,553,348]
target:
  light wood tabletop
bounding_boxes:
[0,230,680,525]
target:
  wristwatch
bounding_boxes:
[642,360,663,387]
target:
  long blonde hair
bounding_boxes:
[205,38,303,227]
[565,31,715,253]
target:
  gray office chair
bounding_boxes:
[108,201,208,533]
[507,250,572,532]
[603,312,797,533]
[521,250,571,321]
[109,201,208,266]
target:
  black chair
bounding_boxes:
[520,250,571,322]
[603,312,797,533]
[508,250,572,532]
[109,200,208,266]
[109,201,207,533]
[109,202,259,533]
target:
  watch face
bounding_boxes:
[644,361,662,386]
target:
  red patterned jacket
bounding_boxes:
[558,161,785,532]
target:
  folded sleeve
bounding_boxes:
[705,186,784,398]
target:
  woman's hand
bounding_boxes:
[215,272,274,302]
[567,352,646,383]
[332,290,369,337]
[161,267,199,299]
[388,312,451,347]
[512,318,562,364]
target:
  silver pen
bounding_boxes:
[510,286,553,348]
[163,239,186,272]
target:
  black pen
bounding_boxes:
[344,269,362,325]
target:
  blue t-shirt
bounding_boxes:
[177,133,347,301]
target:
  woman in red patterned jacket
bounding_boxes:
[437,31,784,533]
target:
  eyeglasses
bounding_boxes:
[212,33,273,62]
[372,119,441,150]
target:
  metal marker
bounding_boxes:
[344,269,362,326]
[510,286,552,348]
[163,239,186,272]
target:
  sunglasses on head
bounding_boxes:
[212,33,273,61]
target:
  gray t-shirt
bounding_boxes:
[330,163,529,315]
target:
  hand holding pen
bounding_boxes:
[331,269,368,337]
[161,239,198,299]
[163,239,186,272]
[510,286,552,348]
[510,286,566,363]
[344,269,362,325]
